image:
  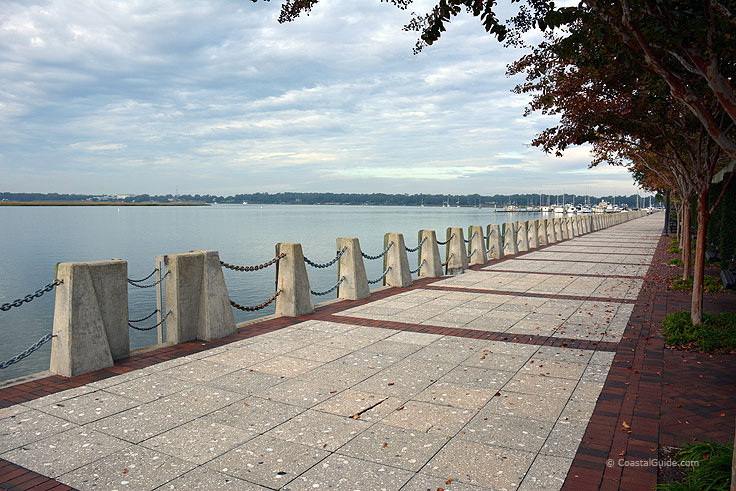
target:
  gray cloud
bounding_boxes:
[0,0,641,195]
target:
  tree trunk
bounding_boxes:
[676,201,681,243]
[691,192,709,325]
[682,199,692,280]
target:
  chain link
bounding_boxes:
[1,280,63,312]
[304,248,347,269]
[128,268,158,283]
[0,333,55,369]
[221,253,286,272]
[486,244,495,254]
[464,231,478,244]
[405,237,427,252]
[469,249,477,258]
[128,270,169,288]
[311,276,345,296]
[436,234,455,245]
[129,309,159,323]
[230,290,281,311]
[441,253,455,267]
[484,229,495,240]
[368,267,391,284]
[129,310,172,331]
[362,242,393,260]
[410,259,426,274]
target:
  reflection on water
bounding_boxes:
[0,204,544,382]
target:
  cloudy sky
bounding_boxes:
[1,0,641,196]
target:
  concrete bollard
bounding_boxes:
[567,218,575,238]
[528,221,539,249]
[337,238,370,300]
[486,224,504,259]
[161,250,236,343]
[51,260,129,377]
[516,221,529,252]
[445,227,468,274]
[417,230,442,278]
[503,222,519,256]
[275,243,314,317]
[467,225,487,265]
[383,233,412,287]
[546,219,557,244]
[417,230,443,277]
[537,220,548,246]
[553,219,564,240]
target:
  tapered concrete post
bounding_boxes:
[567,218,575,238]
[503,222,519,256]
[445,227,468,274]
[553,219,563,240]
[528,221,539,249]
[163,250,236,343]
[51,260,129,377]
[515,222,529,252]
[418,230,443,277]
[547,219,557,243]
[383,233,412,287]
[337,238,369,300]
[467,225,487,265]
[275,243,314,317]
[486,224,504,259]
[537,220,548,246]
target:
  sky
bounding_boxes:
[0,0,643,196]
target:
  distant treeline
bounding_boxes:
[0,192,660,208]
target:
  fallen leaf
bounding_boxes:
[122,469,128,474]
[243,402,248,407]
[387,382,394,386]
[382,442,388,448]
[622,421,631,429]
[396,406,405,411]
[445,478,453,485]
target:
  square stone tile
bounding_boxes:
[439,366,513,391]
[0,409,77,453]
[402,472,490,491]
[504,374,577,398]
[265,409,370,451]
[519,360,587,380]
[540,421,588,458]
[39,391,138,425]
[353,360,453,400]
[532,347,593,364]
[163,360,240,383]
[23,385,98,408]
[59,446,195,491]
[142,419,255,464]
[145,385,244,418]
[201,348,276,368]
[483,391,568,422]
[414,383,495,409]
[262,377,347,408]
[86,403,195,444]
[246,338,307,355]
[159,466,269,490]
[1,427,129,478]
[581,363,611,382]
[208,369,286,395]
[286,454,413,490]
[0,404,29,420]
[316,334,377,351]
[288,345,352,363]
[206,435,329,488]
[86,371,150,390]
[381,401,475,437]
[206,397,304,433]
[313,390,399,422]
[424,439,535,490]
[571,380,605,402]
[461,412,553,453]
[327,350,401,372]
[408,346,473,365]
[384,331,442,345]
[462,352,529,372]
[103,374,193,403]
[361,339,422,358]
[519,455,574,490]
[338,423,447,471]
[249,355,323,377]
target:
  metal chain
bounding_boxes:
[484,229,495,240]
[469,249,477,258]
[368,267,391,284]
[0,333,55,369]
[128,268,158,283]
[436,234,455,245]
[311,276,345,296]
[441,253,455,267]
[230,290,281,311]
[129,310,172,331]
[464,231,478,244]
[410,259,426,274]
[362,242,393,260]
[486,244,495,254]
[221,253,286,272]
[129,309,159,323]
[1,280,63,312]
[405,237,427,252]
[304,248,347,269]
[128,270,169,288]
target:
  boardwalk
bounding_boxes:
[0,214,663,490]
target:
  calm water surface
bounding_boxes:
[0,204,544,382]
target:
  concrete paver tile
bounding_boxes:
[208,369,287,395]
[461,412,553,453]
[266,409,370,451]
[159,466,269,490]
[206,397,304,434]
[518,455,574,491]
[0,409,77,453]
[38,390,139,425]
[381,401,476,437]
[86,403,195,444]
[286,454,413,491]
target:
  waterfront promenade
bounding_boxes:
[0,214,674,490]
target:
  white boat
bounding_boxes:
[541,206,550,213]
[582,206,592,214]
[553,206,564,213]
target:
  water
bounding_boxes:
[0,204,544,382]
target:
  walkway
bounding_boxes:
[0,214,665,490]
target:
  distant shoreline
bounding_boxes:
[0,201,209,207]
